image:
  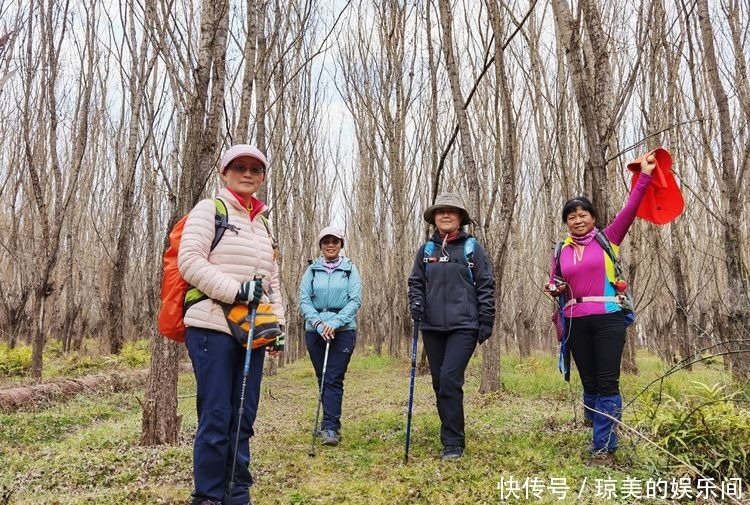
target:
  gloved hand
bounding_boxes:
[410,301,423,321]
[236,278,263,307]
[478,321,493,344]
[269,329,285,352]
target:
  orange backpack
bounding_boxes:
[158,199,231,342]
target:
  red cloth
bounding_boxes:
[627,147,684,225]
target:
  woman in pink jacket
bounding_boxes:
[546,154,656,466]
[178,144,285,505]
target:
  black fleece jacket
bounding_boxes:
[407,230,495,332]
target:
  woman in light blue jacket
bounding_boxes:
[299,226,362,447]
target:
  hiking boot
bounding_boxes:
[587,449,615,467]
[321,429,340,446]
[440,446,464,460]
[195,500,222,505]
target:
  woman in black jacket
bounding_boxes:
[407,193,496,460]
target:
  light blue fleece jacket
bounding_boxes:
[298,256,362,332]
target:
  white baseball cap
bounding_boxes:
[317,226,345,247]
[220,144,268,174]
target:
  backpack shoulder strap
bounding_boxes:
[310,263,317,298]
[258,214,278,250]
[423,241,435,260]
[211,198,230,251]
[422,241,435,270]
[594,231,624,278]
[553,241,565,279]
[464,237,476,285]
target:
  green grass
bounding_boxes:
[0,348,745,504]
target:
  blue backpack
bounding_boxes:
[422,237,477,284]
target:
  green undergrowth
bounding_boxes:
[0,339,151,386]
[0,348,746,504]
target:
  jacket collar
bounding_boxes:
[219,187,267,221]
[311,256,352,271]
[430,229,471,244]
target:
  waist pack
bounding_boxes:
[222,302,283,349]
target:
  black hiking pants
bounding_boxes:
[568,311,625,396]
[421,328,477,448]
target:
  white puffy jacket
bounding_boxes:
[178,187,285,334]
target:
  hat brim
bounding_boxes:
[221,153,267,174]
[423,205,472,226]
[318,234,344,246]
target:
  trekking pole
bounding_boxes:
[404,320,419,464]
[227,275,262,502]
[308,339,331,457]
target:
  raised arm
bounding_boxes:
[604,155,656,245]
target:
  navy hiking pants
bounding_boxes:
[306,330,356,433]
[421,329,477,448]
[186,327,266,505]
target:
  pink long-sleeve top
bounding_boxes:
[550,173,652,319]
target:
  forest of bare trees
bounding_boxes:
[0,0,747,443]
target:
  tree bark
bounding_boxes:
[106,1,155,354]
[550,0,615,221]
[141,0,230,446]
[696,0,750,379]
[479,0,518,393]
[437,0,482,233]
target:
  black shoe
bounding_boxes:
[440,446,464,460]
[321,429,340,446]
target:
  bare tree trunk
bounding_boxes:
[696,0,750,379]
[437,0,481,233]
[672,222,692,369]
[25,0,93,378]
[140,333,181,444]
[235,1,259,141]
[550,0,615,221]
[479,0,518,393]
[106,1,155,354]
[141,0,230,446]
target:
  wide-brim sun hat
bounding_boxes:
[317,225,345,247]
[220,144,268,174]
[423,193,472,226]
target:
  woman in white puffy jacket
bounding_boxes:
[178,144,285,505]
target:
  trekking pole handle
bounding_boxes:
[249,274,264,309]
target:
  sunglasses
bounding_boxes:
[320,238,341,245]
[228,164,266,175]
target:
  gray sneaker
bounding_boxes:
[440,446,464,460]
[321,429,340,446]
